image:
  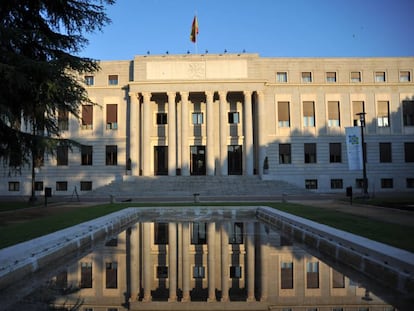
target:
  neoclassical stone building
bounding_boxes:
[2,54,414,194]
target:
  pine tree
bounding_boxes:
[0,0,114,201]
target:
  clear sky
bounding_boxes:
[78,0,414,60]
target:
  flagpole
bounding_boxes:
[195,11,198,54]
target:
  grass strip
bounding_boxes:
[0,202,413,253]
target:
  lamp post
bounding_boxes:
[356,112,368,197]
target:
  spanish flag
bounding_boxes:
[190,16,199,43]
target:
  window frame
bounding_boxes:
[329,143,342,163]
[326,71,337,83]
[277,71,288,83]
[81,145,93,166]
[84,75,94,86]
[304,143,317,164]
[279,143,291,164]
[105,145,118,166]
[278,101,290,127]
[108,74,119,85]
[301,71,312,83]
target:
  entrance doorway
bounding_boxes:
[228,145,242,175]
[154,146,168,175]
[190,146,206,175]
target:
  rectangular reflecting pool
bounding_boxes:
[1,207,412,310]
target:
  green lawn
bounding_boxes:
[0,201,413,252]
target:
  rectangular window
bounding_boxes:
[352,101,365,126]
[229,222,243,244]
[403,100,414,126]
[381,178,393,189]
[302,72,312,83]
[106,262,118,289]
[80,262,92,288]
[306,261,319,288]
[8,181,20,191]
[156,112,168,125]
[193,266,205,279]
[80,181,92,191]
[154,223,169,244]
[405,142,414,162]
[351,71,361,82]
[375,71,386,82]
[106,104,118,129]
[332,269,345,288]
[157,266,168,279]
[305,179,318,189]
[304,143,317,163]
[379,143,392,163]
[191,222,207,244]
[84,75,94,86]
[377,101,390,127]
[58,108,69,131]
[400,70,411,82]
[277,72,288,83]
[81,145,93,165]
[56,181,68,191]
[279,143,291,164]
[406,178,414,188]
[81,105,93,129]
[192,112,203,125]
[329,143,342,163]
[326,72,336,82]
[228,112,240,124]
[108,74,118,85]
[34,181,43,191]
[278,101,290,127]
[303,101,315,127]
[330,179,343,189]
[281,262,293,289]
[57,145,68,166]
[105,145,118,165]
[230,266,242,279]
[328,101,340,127]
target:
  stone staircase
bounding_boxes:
[86,175,313,200]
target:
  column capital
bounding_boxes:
[128,92,140,101]
[205,90,214,102]
[218,90,227,98]
[180,91,189,99]
[243,90,252,97]
[141,92,151,101]
[167,91,176,99]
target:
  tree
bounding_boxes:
[0,0,114,201]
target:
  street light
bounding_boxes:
[356,112,368,197]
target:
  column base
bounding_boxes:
[168,297,177,302]
[142,296,152,303]
[207,297,216,303]
[246,296,256,302]
[220,296,229,302]
[181,295,190,302]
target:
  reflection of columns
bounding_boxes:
[168,223,177,301]
[167,92,176,176]
[129,224,140,301]
[206,91,215,176]
[142,92,151,176]
[181,92,190,176]
[181,222,191,301]
[142,222,152,302]
[244,91,253,176]
[259,224,268,301]
[219,91,228,176]
[220,222,229,302]
[246,222,255,301]
[257,91,266,177]
[207,222,216,302]
[129,93,140,176]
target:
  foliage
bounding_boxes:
[0,0,114,175]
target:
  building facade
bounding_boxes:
[2,54,414,194]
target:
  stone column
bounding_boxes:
[142,222,152,302]
[181,92,190,176]
[244,91,254,176]
[167,92,176,176]
[181,222,191,301]
[142,92,151,176]
[246,222,255,301]
[168,223,177,301]
[219,91,228,175]
[129,92,140,176]
[220,222,229,302]
[257,91,266,177]
[207,222,216,302]
[206,91,215,176]
[259,224,268,301]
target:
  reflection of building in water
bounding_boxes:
[53,222,391,310]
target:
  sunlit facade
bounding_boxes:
[2,54,414,194]
[51,221,392,309]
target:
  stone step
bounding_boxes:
[86,176,311,198]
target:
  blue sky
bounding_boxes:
[79,0,414,60]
